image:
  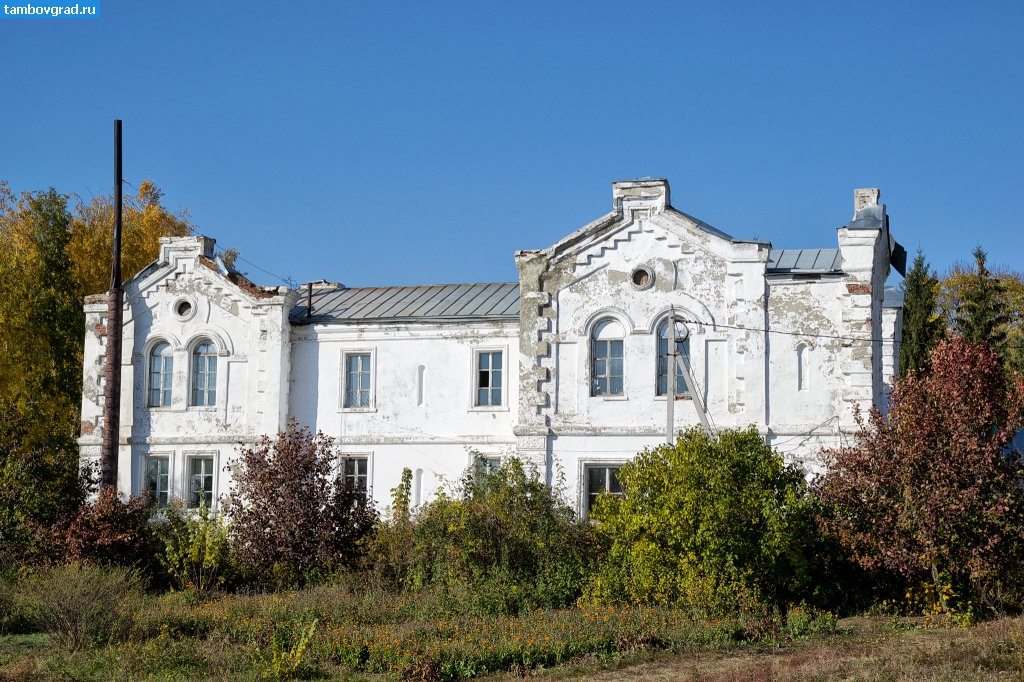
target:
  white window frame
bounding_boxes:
[183,451,219,509]
[338,450,374,498]
[655,319,692,398]
[579,459,628,520]
[341,455,370,497]
[140,451,173,505]
[147,340,175,408]
[589,319,626,399]
[340,348,377,412]
[469,345,510,412]
[188,338,220,410]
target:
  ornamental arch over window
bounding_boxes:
[591,318,624,396]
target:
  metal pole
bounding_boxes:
[671,319,716,438]
[101,120,123,491]
[666,308,675,444]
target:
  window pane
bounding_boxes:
[477,388,488,406]
[610,340,623,358]
[491,370,501,389]
[610,358,623,376]
[360,373,370,389]
[594,377,607,395]
[359,390,369,407]
[595,359,606,376]
[610,377,623,395]
[478,353,489,370]
[478,370,490,389]
[594,340,607,358]
[491,388,501,405]
[492,353,502,370]
[608,468,622,494]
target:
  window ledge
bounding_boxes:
[598,396,628,401]
[654,395,693,401]
[338,407,377,413]
[186,406,218,411]
[468,406,510,413]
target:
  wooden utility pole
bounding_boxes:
[100,120,123,491]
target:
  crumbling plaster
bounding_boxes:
[80,180,900,516]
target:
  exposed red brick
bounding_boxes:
[846,283,871,294]
[81,420,95,435]
[94,324,106,336]
[199,255,281,299]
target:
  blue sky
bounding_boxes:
[2,1,1021,287]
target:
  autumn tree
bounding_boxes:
[224,420,376,586]
[899,250,944,377]
[0,186,87,556]
[938,247,1024,369]
[70,179,195,295]
[0,179,197,558]
[815,336,1024,611]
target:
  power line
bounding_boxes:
[672,316,1024,350]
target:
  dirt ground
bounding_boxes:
[492,617,1024,682]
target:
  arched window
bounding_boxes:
[797,343,809,391]
[657,319,691,396]
[148,342,173,407]
[191,341,218,406]
[591,319,624,396]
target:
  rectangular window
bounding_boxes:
[592,339,624,396]
[475,455,501,477]
[188,457,215,508]
[585,465,623,515]
[344,354,371,407]
[657,337,691,396]
[344,457,368,499]
[476,351,503,406]
[145,456,170,506]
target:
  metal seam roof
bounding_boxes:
[766,249,842,274]
[292,282,522,324]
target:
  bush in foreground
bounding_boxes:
[380,457,598,614]
[816,336,1024,614]
[20,563,143,651]
[588,426,820,612]
[224,419,377,587]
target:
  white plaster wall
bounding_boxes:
[288,321,520,507]
[79,236,295,507]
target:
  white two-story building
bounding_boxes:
[78,179,905,516]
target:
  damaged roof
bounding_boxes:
[766,249,843,274]
[292,282,521,325]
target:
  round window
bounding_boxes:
[629,267,654,290]
[174,299,195,320]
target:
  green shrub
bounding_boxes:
[385,457,598,614]
[157,501,237,593]
[588,426,818,612]
[22,563,144,651]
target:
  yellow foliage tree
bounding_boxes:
[939,261,1024,370]
[70,179,195,295]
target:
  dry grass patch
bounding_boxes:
[492,617,1024,682]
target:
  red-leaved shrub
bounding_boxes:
[224,420,376,585]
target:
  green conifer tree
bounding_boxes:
[955,246,1009,354]
[899,250,944,377]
